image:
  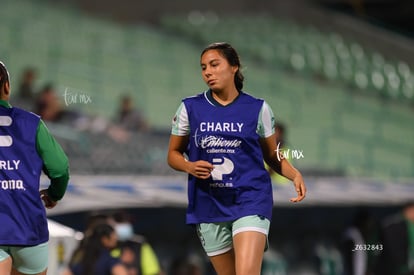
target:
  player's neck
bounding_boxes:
[211,87,239,106]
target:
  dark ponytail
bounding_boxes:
[201,42,244,90]
[80,223,115,275]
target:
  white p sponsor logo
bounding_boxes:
[0,116,12,147]
[211,157,234,181]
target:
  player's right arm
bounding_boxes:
[167,135,213,179]
[167,102,213,179]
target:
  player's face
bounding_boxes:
[200,49,238,92]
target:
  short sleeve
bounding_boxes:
[257,101,275,138]
[171,102,190,136]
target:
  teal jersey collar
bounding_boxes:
[0,99,11,108]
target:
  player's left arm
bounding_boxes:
[260,135,306,202]
[258,100,306,202]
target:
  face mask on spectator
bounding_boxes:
[115,223,134,241]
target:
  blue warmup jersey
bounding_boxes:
[0,107,47,246]
[182,91,274,224]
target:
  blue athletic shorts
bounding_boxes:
[196,215,270,256]
[0,242,48,274]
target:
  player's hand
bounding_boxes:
[290,173,306,202]
[40,189,58,209]
[188,160,214,179]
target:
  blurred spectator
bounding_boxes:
[84,212,116,237]
[261,247,288,275]
[14,66,37,109]
[375,202,414,275]
[33,84,132,144]
[64,222,128,275]
[34,83,81,125]
[112,211,162,275]
[340,209,379,275]
[314,238,343,275]
[274,122,286,148]
[115,94,149,132]
[64,212,116,274]
[168,256,203,275]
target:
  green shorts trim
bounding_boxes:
[196,215,270,257]
[0,242,48,274]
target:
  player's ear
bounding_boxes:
[4,81,10,97]
[232,65,239,75]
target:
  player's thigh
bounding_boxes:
[209,249,236,275]
[10,242,48,275]
[233,231,266,275]
[0,248,12,275]
[233,230,267,260]
[232,215,269,275]
[232,215,269,252]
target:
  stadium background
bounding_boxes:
[1,0,413,274]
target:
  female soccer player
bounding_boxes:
[0,61,70,275]
[167,42,306,275]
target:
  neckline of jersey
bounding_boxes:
[205,89,241,107]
